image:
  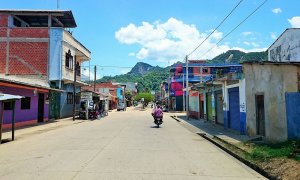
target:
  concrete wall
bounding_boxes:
[0,84,49,129]
[62,40,76,82]
[244,64,298,142]
[49,28,63,81]
[60,83,80,118]
[222,80,246,134]
[117,88,123,101]
[268,29,300,62]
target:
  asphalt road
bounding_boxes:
[0,107,265,179]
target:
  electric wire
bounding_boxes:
[200,0,268,58]
[187,0,244,58]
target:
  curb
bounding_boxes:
[170,115,277,180]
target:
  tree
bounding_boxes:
[134,92,154,106]
[125,90,133,106]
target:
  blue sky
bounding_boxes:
[2,0,300,77]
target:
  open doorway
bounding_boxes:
[38,93,45,123]
[255,94,265,136]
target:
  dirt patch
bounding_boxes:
[212,138,300,180]
[258,158,300,180]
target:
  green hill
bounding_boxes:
[96,50,267,92]
[209,50,267,63]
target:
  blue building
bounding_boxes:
[48,26,91,118]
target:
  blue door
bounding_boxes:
[228,87,240,131]
[285,93,300,139]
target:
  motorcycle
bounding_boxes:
[153,115,163,128]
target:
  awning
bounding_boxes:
[0,93,23,101]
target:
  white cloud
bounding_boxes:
[272,8,282,14]
[251,42,260,48]
[243,41,260,47]
[128,52,135,56]
[288,16,300,28]
[270,32,277,40]
[243,41,251,46]
[242,32,253,36]
[120,68,131,74]
[115,18,266,63]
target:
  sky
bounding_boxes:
[1,0,300,77]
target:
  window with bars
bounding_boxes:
[3,101,13,110]
[21,97,31,110]
[65,50,73,70]
[67,92,73,104]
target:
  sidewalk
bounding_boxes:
[1,117,88,142]
[169,113,253,150]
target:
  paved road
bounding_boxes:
[0,108,265,179]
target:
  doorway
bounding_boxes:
[255,94,265,136]
[38,93,45,123]
[215,91,224,125]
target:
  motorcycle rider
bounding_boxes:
[152,103,163,123]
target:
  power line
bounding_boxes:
[81,65,133,69]
[201,0,268,58]
[187,0,244,57]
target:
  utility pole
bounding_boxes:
[185,55,189,120]
[57,0,60,9]
[94,65,96,92]
[72,56,77,121]
[182,73,185,112]
[168,73,171,112]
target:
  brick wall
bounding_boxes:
[9,42,48,75]
[10,28,49,38]
[0,15,8,27]
[0,42,6,73]
[0,27,49,75]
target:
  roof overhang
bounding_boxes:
[0,9,77,28]
[62,78,88,86]
[0,77,64,92]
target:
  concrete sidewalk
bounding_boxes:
[169,113,253,149]
[1,117,88,142]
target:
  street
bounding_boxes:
[0,108,265,180]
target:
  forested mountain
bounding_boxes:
[97,50,267,92]
[209,50,267,63]
[97,63,170,92]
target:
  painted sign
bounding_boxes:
[81,92,93,101]
[189,91,199,112]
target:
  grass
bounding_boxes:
[245,140,300,162]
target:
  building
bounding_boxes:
[169,61,210,111]
[0,10,91,119]
[191,64,246,134]
[268,28,300,62]
[82,82,119,110]
[243,62,300,142]
[0,78,51,129]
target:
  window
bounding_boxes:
[3,101,13,110]
[67,92,73,104]
[13,17,22,27]
[21,97,31,109]
[65,50,73,70]
[76,95,80,104]
[202,68,209,73]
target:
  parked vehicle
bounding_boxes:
[117,103,126,111]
